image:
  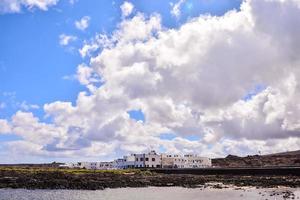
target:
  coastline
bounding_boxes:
[0,187,299,200]
[1,167,300,190]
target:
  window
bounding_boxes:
[136,158,138,161]
[145,158,149,161]
[152,158,155,161]
[140,158,144,161]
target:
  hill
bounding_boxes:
[212,150,300,168]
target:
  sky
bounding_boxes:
[0,0,300,164]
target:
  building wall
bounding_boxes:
[97,162,115,169]
[78,162,98,170]
[124,155,136,168]
[113,159,125,169]
[144,151,161,168]
[60,162,81,168]
[75,162,116,170]
[162,154,185,168]
[183,155,212,168]
[161,154,174,168]
[161,154,212,168]
[134,154,145,168]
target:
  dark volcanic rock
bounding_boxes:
[0,168,300,190]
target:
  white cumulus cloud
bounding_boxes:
[2,0,300,161]
[0,119,11,134]
[75,16,91,31]
[0,0,59,14]
[170,0,186,18]
[120,1,134,17]
[59,34,77,46]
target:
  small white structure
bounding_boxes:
[77,162,94,169]
[72,161,116,170]
[98,161,115,169]
[59,162,81,168]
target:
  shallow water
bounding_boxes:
[0,187,300,200]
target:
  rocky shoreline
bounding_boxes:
[0,168,300,190]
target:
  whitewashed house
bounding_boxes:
[161,154,212,168]
[73,161,116,170]
[59,162,81,168]
[133,153,145,168]
[144,150,161,168]
[183,154,212,168]
[133,150,161,168]
[98,161,115,169]
[161,154,185,168]
[113,158,126,169]
[123,155,136,168]
[78,162,97,169]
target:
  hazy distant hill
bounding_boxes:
[266,150,300,156]
[212,150,300,168]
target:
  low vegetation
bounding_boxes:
[0,166,151,175]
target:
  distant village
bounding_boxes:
[61,151,212,170]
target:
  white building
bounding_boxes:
[59,162,81,168]
[144,150,161,168]
[133,150,161,168]
[123,155,136,168]
[134,153,145,168]
[113,158,126,169]
[161,154,212,168]
[78,162,97,169]
[112,155,136,169]
[183,154,212,168]
[98,161,115,169]
[61,151,211,170]
[161,154,185,168]
[66,161,116,170]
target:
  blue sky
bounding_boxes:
[5,0,300,163]
[0,0,242,121]
[0,0,243,162]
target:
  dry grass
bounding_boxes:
[0,166,152,175]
